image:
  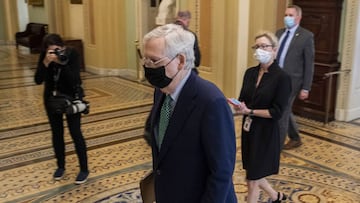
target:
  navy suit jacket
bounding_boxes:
[147,71,237,203]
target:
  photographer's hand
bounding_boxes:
[43,45,63,67]
[43,50,57,67]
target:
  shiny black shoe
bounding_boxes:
[272,192,287,203]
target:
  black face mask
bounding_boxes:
[143,65,173,88]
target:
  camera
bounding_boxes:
[54,48,69,65]
[65,100,90,115]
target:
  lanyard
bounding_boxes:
[52,68,61,96]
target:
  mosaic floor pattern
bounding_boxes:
[0,46,359,202]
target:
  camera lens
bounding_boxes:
[65,100,90,115]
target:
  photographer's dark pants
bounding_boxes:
[47,111,88,172]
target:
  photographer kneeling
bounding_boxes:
[34,33,89,184]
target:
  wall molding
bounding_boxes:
[86,66,137,78]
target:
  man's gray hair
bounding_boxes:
[288,5,302,17]
[143,24,195,70]
[177,10,191,19]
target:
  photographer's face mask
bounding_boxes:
[143,55,179,88]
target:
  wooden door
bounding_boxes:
[292,0,343,122]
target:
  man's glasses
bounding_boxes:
[143,54,178,68]
[251,44,274,50]
[142,56,168,67]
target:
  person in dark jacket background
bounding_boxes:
[34,33,89,184]
[276,4,315,150]
[174,10,201,74]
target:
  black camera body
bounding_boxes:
[54,48,69,65]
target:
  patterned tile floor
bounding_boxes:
[0,46,359,202]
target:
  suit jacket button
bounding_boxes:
[156,170,161,175]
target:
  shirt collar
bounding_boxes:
[169,69,191,102]
[287,24,299,34]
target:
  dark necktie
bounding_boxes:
[277,30,290,65]
[158,95,172,149]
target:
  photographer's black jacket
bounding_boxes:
[34,47,84,102]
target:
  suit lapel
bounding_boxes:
[288,26,303,51]
[156,73,198,165]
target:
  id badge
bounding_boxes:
[243,116,252,132]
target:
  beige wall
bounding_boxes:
[176,0,242,97]
[15,0,134,76]
[69,4,84,39]
[84,0,128,72]
[3,0,360,121]
[0,4,5,42]
[247,0,280,68]
[219,0,241,97]
[1,0,282,98]
[39,0,136,75]
[174,0,281,97]
[225,0,281,97]
[13,0,283,98]
[27,1,48,24]
[0,0,19,43]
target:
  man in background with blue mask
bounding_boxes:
[276,5,315,150]
[141,23,237,203]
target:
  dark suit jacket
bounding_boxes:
[147,72,237,203]
[276,26,314,92]
[174,20,201,67]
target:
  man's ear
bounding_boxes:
[177,54,186,69]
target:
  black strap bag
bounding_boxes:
[46,67,89,115]
[47,92,73,114]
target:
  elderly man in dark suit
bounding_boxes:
[142,23,237,203]
[276,4,315,150]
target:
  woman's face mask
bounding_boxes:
[254,48,273,64]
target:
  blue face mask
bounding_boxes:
[284,16,296,28]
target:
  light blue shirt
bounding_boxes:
[278,25,299,68]
[155,69,191,148]
[168,68,192,108]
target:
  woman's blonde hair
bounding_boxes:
[254,31,279,48]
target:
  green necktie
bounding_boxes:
[158,95,173,149]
